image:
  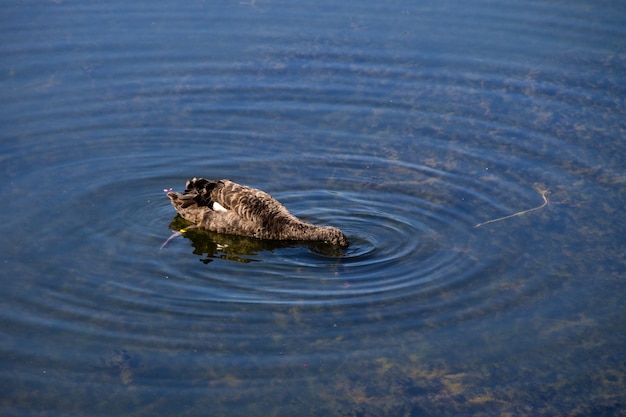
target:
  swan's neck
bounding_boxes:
[284,221,346,246]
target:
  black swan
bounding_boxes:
[166,178,348,247]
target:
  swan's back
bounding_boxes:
[167,178,348,247]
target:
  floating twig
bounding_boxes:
[160,229,186,249]
[474,184,549,228]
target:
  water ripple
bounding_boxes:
[2,1,624,414]
[1,0,610,355]
[3,130,563,341]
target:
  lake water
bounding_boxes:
[2,0,625,416]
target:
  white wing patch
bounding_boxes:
[212,201,228,212]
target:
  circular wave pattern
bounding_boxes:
[1,0,605,363]
[2,3,623,416]
[144,153,551,325]
[4,128,564,342]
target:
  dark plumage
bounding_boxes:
[167,178,348,247]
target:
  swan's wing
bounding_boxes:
[211,179,292,225]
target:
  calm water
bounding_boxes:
[2,0,625,416]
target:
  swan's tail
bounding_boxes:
[166,178,222,222]
[184,177,218,194]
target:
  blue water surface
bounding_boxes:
[1,0,625,416]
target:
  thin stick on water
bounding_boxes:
[160,230,185,249]
[474,184,549,228]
